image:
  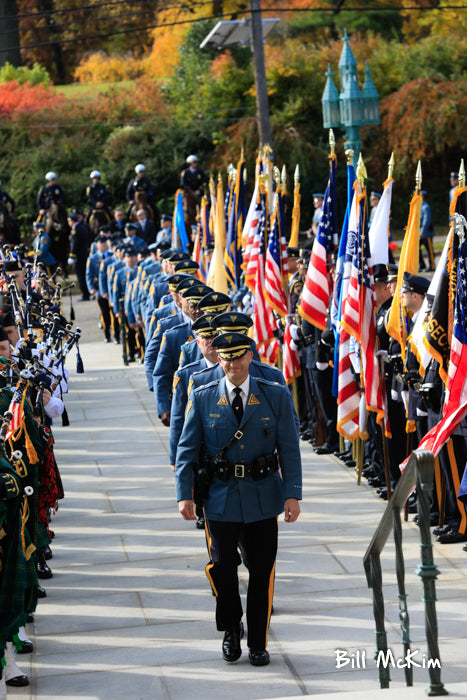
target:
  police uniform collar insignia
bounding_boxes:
[248,394,260,405]
[217,394,228,405]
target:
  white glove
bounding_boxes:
[289,324,300,340]
[290,339,299,352]
[67,257,75,265]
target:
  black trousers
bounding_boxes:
[205,517,277,650]
[97,296,112,340]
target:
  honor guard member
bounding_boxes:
[180,311,260,370]
[32,221,56,272]
[86,170,111,220]
[143,274,194,390]
[401,272,430,444]
[181,155,208,206]
[86,235,113,342]
[37,172,65,218]
[155,214,173,244]
[373,264,406,488]
[123,222,146,254]
[169,314,220,471]
[176,332,302,666]
[67,211,91,301]
[178,292,232,366]
[153,283,210,424]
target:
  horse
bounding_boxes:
[45,201,70,272]
[88,207,111,239]
[128,191,160,230]
[0,202,21,244]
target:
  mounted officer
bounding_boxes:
[37,172,65,219]
[85,170,111,223]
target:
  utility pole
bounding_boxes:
[249,0,272,146]
[0,0,22,67]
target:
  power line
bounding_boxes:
[0,4,465,53]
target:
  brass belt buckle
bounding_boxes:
[234,464,245,478]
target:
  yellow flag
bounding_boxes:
[289,179,301,248]
[206,176,229,294]
[386,190,422,359]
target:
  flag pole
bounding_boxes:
[356,153,367,485]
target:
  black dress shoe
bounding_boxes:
[6,675,29,687]
[222,622,243,662]
[368,476,384,488]
[26,614,34,623]
[17,640,33,654]
[248,649,270,666]
[314,443,339,455]
[36,585,47,598]
[433,524,452,537]
[437,529,467,544]
[113,338,120,344]
[104,337,111,343]
[195,517,205,529]
[43,544,53,560]
[36,549,53,579]
[344,459,356,468]
[300,429,313,441]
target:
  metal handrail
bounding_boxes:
[363,449,448,696]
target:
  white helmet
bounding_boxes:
[135,164,145,173]
[90,170,101,178]
[186,155,198,164]
[45,171,57,181]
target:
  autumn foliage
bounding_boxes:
[0,81,65,117]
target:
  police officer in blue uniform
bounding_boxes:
[86,170,111,222]
[37,172,65,217]
[176,332,302,666]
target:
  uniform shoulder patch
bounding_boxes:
[187,378,194,396]
[247,393,260,405]
[185,400,192,418]
[217,394,228,405]
[172,375,180,392]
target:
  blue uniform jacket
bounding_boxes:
[175,376,302,523]
[153,322,192,415]
[143,309,184,390]
[146,300,176,344]
[169,358,208,464]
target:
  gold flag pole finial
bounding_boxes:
[294,164,300,184]
[281,164,287,187]
[356,153,367,186]
[459,159,465,188]
[329,129,336,157]
[240,145,244,161]
[415,160,422,193]
[263,144,273,161]
[273,166,281,187]
[387,152,395,181]
[217,172,222,183]
[345,148,354,166]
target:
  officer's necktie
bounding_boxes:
[232,387,243,424]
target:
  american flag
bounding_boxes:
[282,321,301,385]
[298,155,338,331]
[5,384,26,441]
[411,228,467,459]
[251,190,277,362]
[336,182,361,441]
[264,187,289,317]
[341,188,386,429]
[244,188,264,293]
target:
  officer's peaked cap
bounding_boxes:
[212,332,254,360]
[402,272,430,296]
[197,291,231,313]
[211,312,253,334]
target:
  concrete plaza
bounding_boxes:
[8,300,467,699]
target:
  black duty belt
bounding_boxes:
[214,453,278,481]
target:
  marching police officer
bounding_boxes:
[176,332,302,667]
